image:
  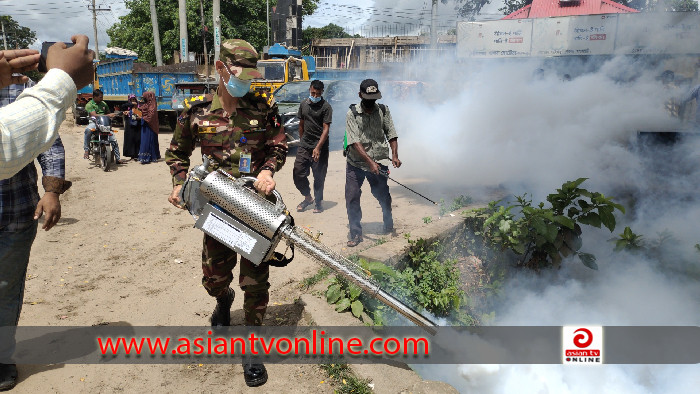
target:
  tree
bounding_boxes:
[449,0,492,21]
[0,15,37,50]
[108,0,319,65]
[301,23,359,54]
[499,0,533,15]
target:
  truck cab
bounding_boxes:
[250,43,315,94]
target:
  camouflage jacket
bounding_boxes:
[165,91,287,186]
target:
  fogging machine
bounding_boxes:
[179,156,438,334]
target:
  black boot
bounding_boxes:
[0,363,18,391]
[242,357,268,387]
[210,288,235,327]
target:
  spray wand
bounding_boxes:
[378,168,437,205]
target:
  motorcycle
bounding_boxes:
[88,115,116,172]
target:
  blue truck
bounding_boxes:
[95,52,197,130]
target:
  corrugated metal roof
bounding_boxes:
[503,0,638,19]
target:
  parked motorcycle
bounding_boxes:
[88,115,115,171]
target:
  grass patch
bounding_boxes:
[319,363,372,394]
[300,267,331,290]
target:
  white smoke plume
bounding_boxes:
[384,33,700,394]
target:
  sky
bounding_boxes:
[0,0,505,52]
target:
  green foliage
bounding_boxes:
[300,267,330,290]
[107,0,320,65]
[439,194,473,216]
[0,16,36,50]
[620,0,697,11]
[451,0,492,21]
[319,363,372,393]
[326,276,365,318]
[499,0,532,15]
[611,226,644,252]
[301,23,359,53]
[423,216,432,224]
[465,178,625,270]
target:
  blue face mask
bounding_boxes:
[309,95,322,104]
[223,67,251,97]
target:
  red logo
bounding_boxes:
[573,328,593,348]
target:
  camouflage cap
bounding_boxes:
[220,39,263,80]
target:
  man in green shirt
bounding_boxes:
[83,89,126,164]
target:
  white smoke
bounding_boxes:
[386,37,700,394]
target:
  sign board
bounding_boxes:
[457,19,533,58]
[532,14,618,57]
[615,12,700,55]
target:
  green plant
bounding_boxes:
[300,267,331,290]
[439,195,474,216]
[423,216,432,224]
[465,178,625,270]
[319,363,372,394]
[326,276,365,318]
[611,226,644,252]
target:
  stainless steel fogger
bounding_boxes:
[180,156,438,335]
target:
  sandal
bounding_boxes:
[83,151,89,159]
[296,199,314,212]
[313,203,323,213]
[347,234,363,247]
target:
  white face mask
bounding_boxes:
[223,67,251,97]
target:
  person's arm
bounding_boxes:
[381,107,401,168]
[255,105,288,195]
[682,84,700,104]
[0,69,77,180]
[35,136,71,231]
[297,102,305,141]
[165,110,196,207]
[312,103,332,161]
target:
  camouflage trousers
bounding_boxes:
[202,234,270,326]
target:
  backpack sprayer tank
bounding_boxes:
[180,156,438,335]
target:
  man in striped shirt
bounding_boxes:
[0,80,72,391]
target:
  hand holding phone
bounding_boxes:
[43,35,95,89]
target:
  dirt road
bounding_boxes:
[13,113,447,393]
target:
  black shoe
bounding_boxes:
[242,361,268,387]
[210,288,235,327]
[347,234,363,247]
[0,364,17,391]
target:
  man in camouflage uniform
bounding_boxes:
[165,39,286,387]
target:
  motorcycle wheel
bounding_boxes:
[93,143,101,167]
[101,144,111,171]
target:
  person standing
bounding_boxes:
[344,79,401,247]
[138,91,160,164]
[165,39,286,387]
[0,80,72,390]
[83,89,127,164]
[121,94,141,160]
[293,80,332,213]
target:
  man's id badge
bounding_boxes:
[239,153,252,173]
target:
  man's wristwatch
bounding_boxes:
[260,164,275,174]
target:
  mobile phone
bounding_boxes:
[38,41,74,73]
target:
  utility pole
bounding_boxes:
[199,0,209,80]
[430,0,438,50]
[88,0,111,61]
[213,0,221,82]
[149,0,163,66]
[179,0,188,63]
[266,0,270,47]
[1,20,7,50]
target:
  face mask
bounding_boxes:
[361,99,376,109]
[223,67,251,97]
[309,95,322,104]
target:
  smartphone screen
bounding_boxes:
[38,41,75,73]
